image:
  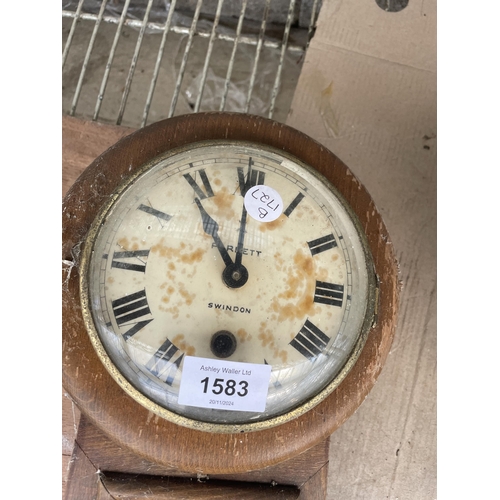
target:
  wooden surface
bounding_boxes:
[62,116,134,196]
[65,414,328,499]
[62,113,399,476]
[72,414,330,484]
[97,473,301,499]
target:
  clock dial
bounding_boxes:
[81,141,376,430]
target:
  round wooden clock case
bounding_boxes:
[62,112,399,475]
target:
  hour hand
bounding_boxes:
[194,198,233,268]
[195,198,248,288]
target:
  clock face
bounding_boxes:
[80,141,376,432]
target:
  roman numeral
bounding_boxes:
[137,204,172,222]
[307,234,337,256]
[121,319,153,341]
[112,289,151,326]
[237,160,266,196]
[290,319,331,360]
[111,289,153,340]
[146,338,184,386]
[184,167,215,199]
[314,281,344,307]
[283,192,305,217]
[111,249,150,273]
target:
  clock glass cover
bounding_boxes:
[80,141,376,431]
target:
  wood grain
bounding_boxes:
[64,414,328,499]
[64,441,100,499]
[62,113,399,476]
[62,116,134,196]
[99,473,300,499]
[72,414,330,486]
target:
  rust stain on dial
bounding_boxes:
[258,214,286,232]
[212,187,236,220]
[172,334,196,356]
[117,236,140,251]
[236,328,252,343]
[151,239,206,265]
[267,249,318,323]
[258,323,288,363]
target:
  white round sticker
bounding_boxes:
[244,185,283,222]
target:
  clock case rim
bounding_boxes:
[62,112,399,474]
[78,139,378,434]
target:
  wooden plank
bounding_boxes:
[62,116,135,494]
[62,389,80,456]
[74,414,329,487]
[299,464,329,500]
[62,115,135,196]
[62,454,72,500]
[64,442,99,500]
[65,414,326,498]
[62,390,81,498]
[100,472,300,499]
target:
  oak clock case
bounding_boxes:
[62,113,398,474]
[80,140,376,432]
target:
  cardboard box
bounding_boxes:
[287,1,437,498]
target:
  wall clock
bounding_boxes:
[62,112,399,478]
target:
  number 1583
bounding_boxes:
[200,377,249,397]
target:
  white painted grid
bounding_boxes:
[62,0,321,127]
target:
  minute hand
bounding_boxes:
[194,198,233,268]
[235,204,248,268]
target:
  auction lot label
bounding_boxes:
[178,356,272,412]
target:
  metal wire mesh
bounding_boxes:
[62,0,321,127]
